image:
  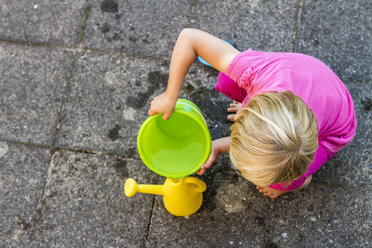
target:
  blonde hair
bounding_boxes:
[230,91,318,186]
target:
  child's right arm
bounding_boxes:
[148,28,240,120]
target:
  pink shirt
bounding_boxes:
[224,49,357,190]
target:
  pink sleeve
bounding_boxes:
[225,49,256,84]
[225,49,286,96]
[268,143,335,191]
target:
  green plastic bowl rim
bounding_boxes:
[137,106,211,178]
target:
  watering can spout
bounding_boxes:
[124,178,164,197]
[124,177,206,216]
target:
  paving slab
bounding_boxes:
[147,155,371,248]
[0,1,371,248]
[0,43,75,145]
[297,0,372,80]
[56,50,169,156]
[0,0,87,46]
[0,142,50,247]
[190,0,299,52]
[31,150,160,247]
[82,0,191,56]
[313,81,372,187]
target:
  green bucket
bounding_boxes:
[137,99,211,178]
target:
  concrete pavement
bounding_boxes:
[0,0,371,247]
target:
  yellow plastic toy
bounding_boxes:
[125,177,206,216]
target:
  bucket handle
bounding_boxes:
[184,177,207,192]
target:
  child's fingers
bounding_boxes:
[196,143,220,175]
[148,100,159,116]
[148,108,156,116]
[162,112,171,120]
[196,168,205,176]
[196,161,212,175]
[229,101,241,105]
[227,107,239,112]
[229,101,240,106]
[196,165,207,175]
[227,114,236,122]
[204,159,213,168]
[227,104,241,112]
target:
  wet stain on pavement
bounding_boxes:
[125,146,136,157]
[255,216,265,226]
[129,36,138,43]
[189,87,231,139]
[16,218,31,231]
[100,22,111,33]
[228,173,240,184]
[189,88,229,122]
[126,71,167,109]
[113,159,128,178]
[313,38,320,46]
[108,124,120,141]
[184,83,195,93]
[263,241,279,248]
[101,0,119,13]
[112,33,121,41]
[199,156,238,213]
[115,14,121,22]
[361,96,372,111]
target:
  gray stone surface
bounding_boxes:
[0,43,75,145]
[297,0,372,80]
[314,81,372,187]
[83,0,299,55]
[56,51,169,156]
[31,150,160,247]
[148,156,372,247]
[83,0,191,56]
[190,0,299,52]
[0,0,371,247]
[0,0,87,46]
[0,142,50,247]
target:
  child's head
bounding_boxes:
[230,91,318,186]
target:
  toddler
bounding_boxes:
[148,29,357,198]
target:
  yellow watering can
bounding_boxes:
[125,177,206,216]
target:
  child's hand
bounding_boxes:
[197,137,231,175]
[196,144,220,175]
[148,92,177,120]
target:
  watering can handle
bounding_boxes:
[184,177,207,192]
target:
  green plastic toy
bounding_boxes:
[137,99,212,178]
